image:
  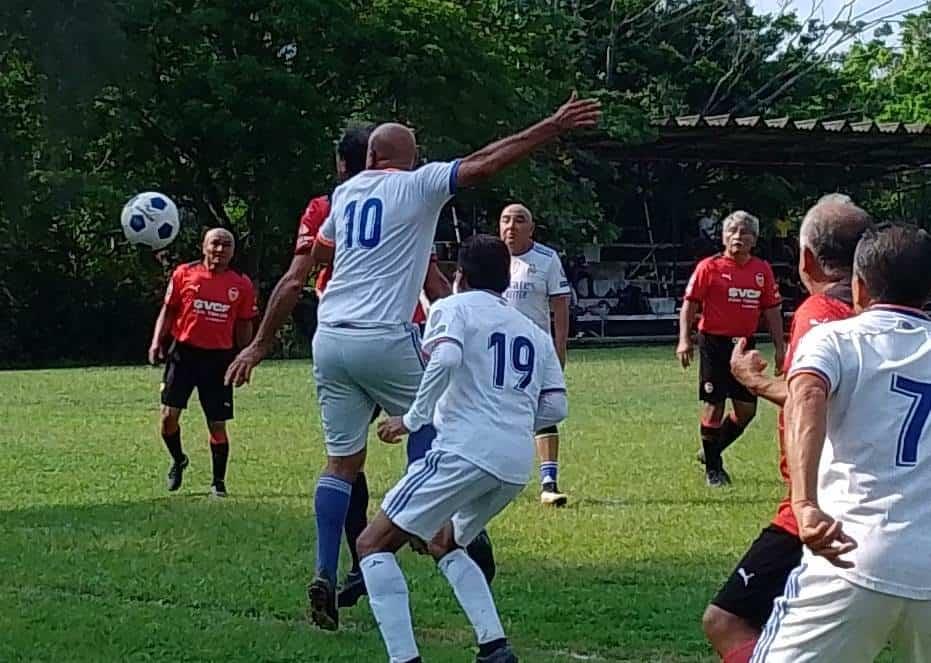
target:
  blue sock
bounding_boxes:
[314,474,353,582]
[540,462,558,486]
[406,424,436,466]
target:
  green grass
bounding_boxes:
[0,347,807,662]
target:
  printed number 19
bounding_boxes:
[890,374,931,467]
[489,332,535,390]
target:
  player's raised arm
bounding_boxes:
[454,92,601,189]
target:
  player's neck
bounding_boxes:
[509,240,534,256]
[724,251,751,266]
[203,260,228,274]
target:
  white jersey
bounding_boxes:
[504,242,571,333]
[317,161,459,326]
[789,306,931,600]
[421,290,566,484]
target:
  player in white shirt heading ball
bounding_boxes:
[358,235,568,663]
[754,223,931,663]
[500,203,572,506]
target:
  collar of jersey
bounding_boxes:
[868,304,931,321]
[510,242,537,258]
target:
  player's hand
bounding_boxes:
[148,343,164,366]
[730,338,768,385]
[377,416,409,444]
[676,339,694,369]
[225,345,266,387]
[773,346,787,377]
[795,501,858,568]
[551,91,602,131]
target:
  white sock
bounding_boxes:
[437,548,505,645]
[360,552,419,663]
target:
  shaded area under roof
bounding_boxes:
[580,114,931,171]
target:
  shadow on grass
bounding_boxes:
[1,499,726,662]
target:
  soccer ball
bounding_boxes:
[121,192,180,251]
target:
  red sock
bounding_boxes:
[723,639,757,663]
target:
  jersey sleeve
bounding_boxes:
[294,196,329,255]
[761,261,783,308]
[546,255,571,297]
[538,331,567,394]
[164,267,184,308]
[413,160,461,205]
[788,324,842,395]
[421,299,465,355]
[684,260,710,303]
[318,212,336,247]
[237,276,259,320]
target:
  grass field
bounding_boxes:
[2,346,815,662]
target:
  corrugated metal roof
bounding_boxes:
[654,114,931,135]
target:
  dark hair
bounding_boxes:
[801,202,873,279]
[457,234,511,294]
[854,222,931,308]
[337,124,374,176]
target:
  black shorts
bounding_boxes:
[161,341,235,422]
[698,333,757,404]
[535,425,558,436]
[711,525,803,629]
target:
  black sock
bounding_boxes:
[701,424,722,471]
[345,472,369,574]
[717,417,747,455]
[210,442,229,483]
[162,428,184,463]
[478,638,508,657]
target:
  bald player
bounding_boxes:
[149,228,258,497]
[304,93,601,631]
[701,198,872,663]
[500,203,572,506]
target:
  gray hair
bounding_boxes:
[799,198,872,280]
[722,211,760,237]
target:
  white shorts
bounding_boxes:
[381,449,524,547]
[753,562,931,663]
[312,323,425,457]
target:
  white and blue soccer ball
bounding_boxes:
[121,191,180,251]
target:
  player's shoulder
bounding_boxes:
[797,293,853,323]
[174,261,201,277]
[531,242,557,258]
[694,254,720,270]
[747,255,774,271]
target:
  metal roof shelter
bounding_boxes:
[580,114,931,172]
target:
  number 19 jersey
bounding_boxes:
[789,305,931,599]
[421,290,566,485]
[316,161,459,327]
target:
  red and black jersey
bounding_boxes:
[293,193,434,322]
[772,287,853,536]
[685,254,782,338]
[164,262,258,350]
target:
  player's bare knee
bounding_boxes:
[428,524,458,561]
[160,407,180,435]
[733,402,757,426]
[325,451,365,482]
[358,513,407,558]
[702,604,743,644]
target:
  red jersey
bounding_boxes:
[685,254,781,338]
[294,194,432,322]
[771,288,853,536]
[165,262,258,350]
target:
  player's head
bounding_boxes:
[202,228,235,271]
[853,222,931,312]
[336,125,374,182]
[798,197,872,293]
[499,204,534,254]
[721,211,758,259]
[455,234,511,294]
[367,123,417,171]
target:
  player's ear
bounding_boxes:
[800,246,821,281]
[852,273,871,313]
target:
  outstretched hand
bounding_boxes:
[551,91,602,131]
[377,416,409,444]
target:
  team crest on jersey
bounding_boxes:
[228,287,239,302]
[755,273,765,287]
[528,263,537,274]
[704,381,715,394]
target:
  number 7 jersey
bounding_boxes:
[316,161,460,327]
[420,290,566,485]
[789,305,931,599]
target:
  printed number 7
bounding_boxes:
[890,374,931,467]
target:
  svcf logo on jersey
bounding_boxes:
[228,287,239,302]
[755,272,765,287]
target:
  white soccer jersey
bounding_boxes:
[420,290,566,484]
[789,305,931,600]
[316,161,459,326]
[504,242,571,333]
